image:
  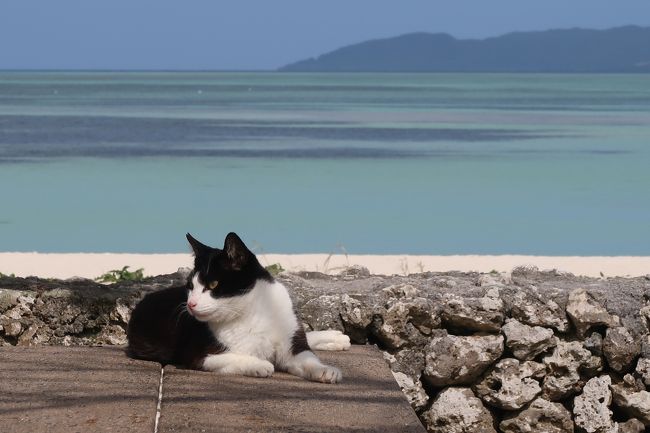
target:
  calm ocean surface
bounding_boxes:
[0,72,648,254]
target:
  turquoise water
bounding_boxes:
[0,72,649,254]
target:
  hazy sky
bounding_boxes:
[2,0,650,70]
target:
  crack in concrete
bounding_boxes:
[154,366,164,433]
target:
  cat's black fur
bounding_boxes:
[126,284,224,369]
[126,232,273,368]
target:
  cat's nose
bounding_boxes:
[188,300,198,310]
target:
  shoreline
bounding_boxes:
[1,252,649,279]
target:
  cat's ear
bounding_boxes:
[186,233,210,256]
[224,232,250,270]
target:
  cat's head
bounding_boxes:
[184,232,271,322]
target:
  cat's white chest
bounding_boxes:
[208,280,297,363]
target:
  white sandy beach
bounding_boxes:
[0,252,648,279]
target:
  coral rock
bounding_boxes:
[611,377,650,426]
[542,339,603,401]
[583,331,604,356]
[422,387,496,433]
[566,288,619,338]
[618,418,645,433]
[502,318,556,360]
[603,326,641,374]
[573,375,616,433]
[499,397,574,433]
[424,330,504,387]
[473,358,545,410]
[510,289,569,332]
[441,288,505,332]
[391,371,429,411]
[370,297,439,350]
[635,358,650,386]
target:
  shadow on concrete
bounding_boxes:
[159,346,425,433]
[0,346,159,433]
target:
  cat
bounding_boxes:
[127,232,350,383]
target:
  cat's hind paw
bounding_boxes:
[307,330,351,351]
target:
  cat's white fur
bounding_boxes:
[188,274,350,383]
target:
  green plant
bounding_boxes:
[265,263,285,277]
[96,266,144,283]
[0,271,16,278]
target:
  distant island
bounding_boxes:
[279,26,650,73]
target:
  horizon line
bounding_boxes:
[1,69,649,75]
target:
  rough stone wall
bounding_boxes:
[2,267,650,432]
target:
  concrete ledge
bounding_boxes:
[0,346,160,433]
[0,345,425,433]
[160,345,425,433]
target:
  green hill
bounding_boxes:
[280,26,650,73]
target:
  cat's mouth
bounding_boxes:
[188,308,214,321]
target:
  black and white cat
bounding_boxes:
[127,232,350,383]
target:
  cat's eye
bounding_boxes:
[208,281,219,290]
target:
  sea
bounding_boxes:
[0,72,648,255]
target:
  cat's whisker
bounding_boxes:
[215,305,244,317]
[172,302,190,329]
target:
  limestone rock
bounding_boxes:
[641,335,650,358]
[422,387,496,433]
[386,348,426,379]
[473,358,545,410]
[301,295,345,332]
[338,294,372,344]
[611,377,650,426]
[4,320,22,337]
[573,375,616,433]
[40,288,74,299]
[391,371,429,411]
[384,348,428,411]
[336,265,370,280]
[583,332,604,356]
[16,324,38,346]
[477,274,503,287]
[381,284,419,298]
[566,288,619,338]
[5,302,31,320]
[424,331,504,387]
[0,289,35,313]
[502,318,556,360]
[499,397,574,433]
[603,327,641,373]
[640,305,650,330]
[635,358,650,386]
[97,325,127,345]
[510,289,570,332]
[370,297,439,350]
[618,418,645,433]
[441,288,504,332]
[543,339,603,401]
[109,298,132,325]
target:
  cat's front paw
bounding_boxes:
[305,364,342,384]
[242,359,275,378]
[219,358,274,377]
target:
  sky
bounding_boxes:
[2,0,650,70]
